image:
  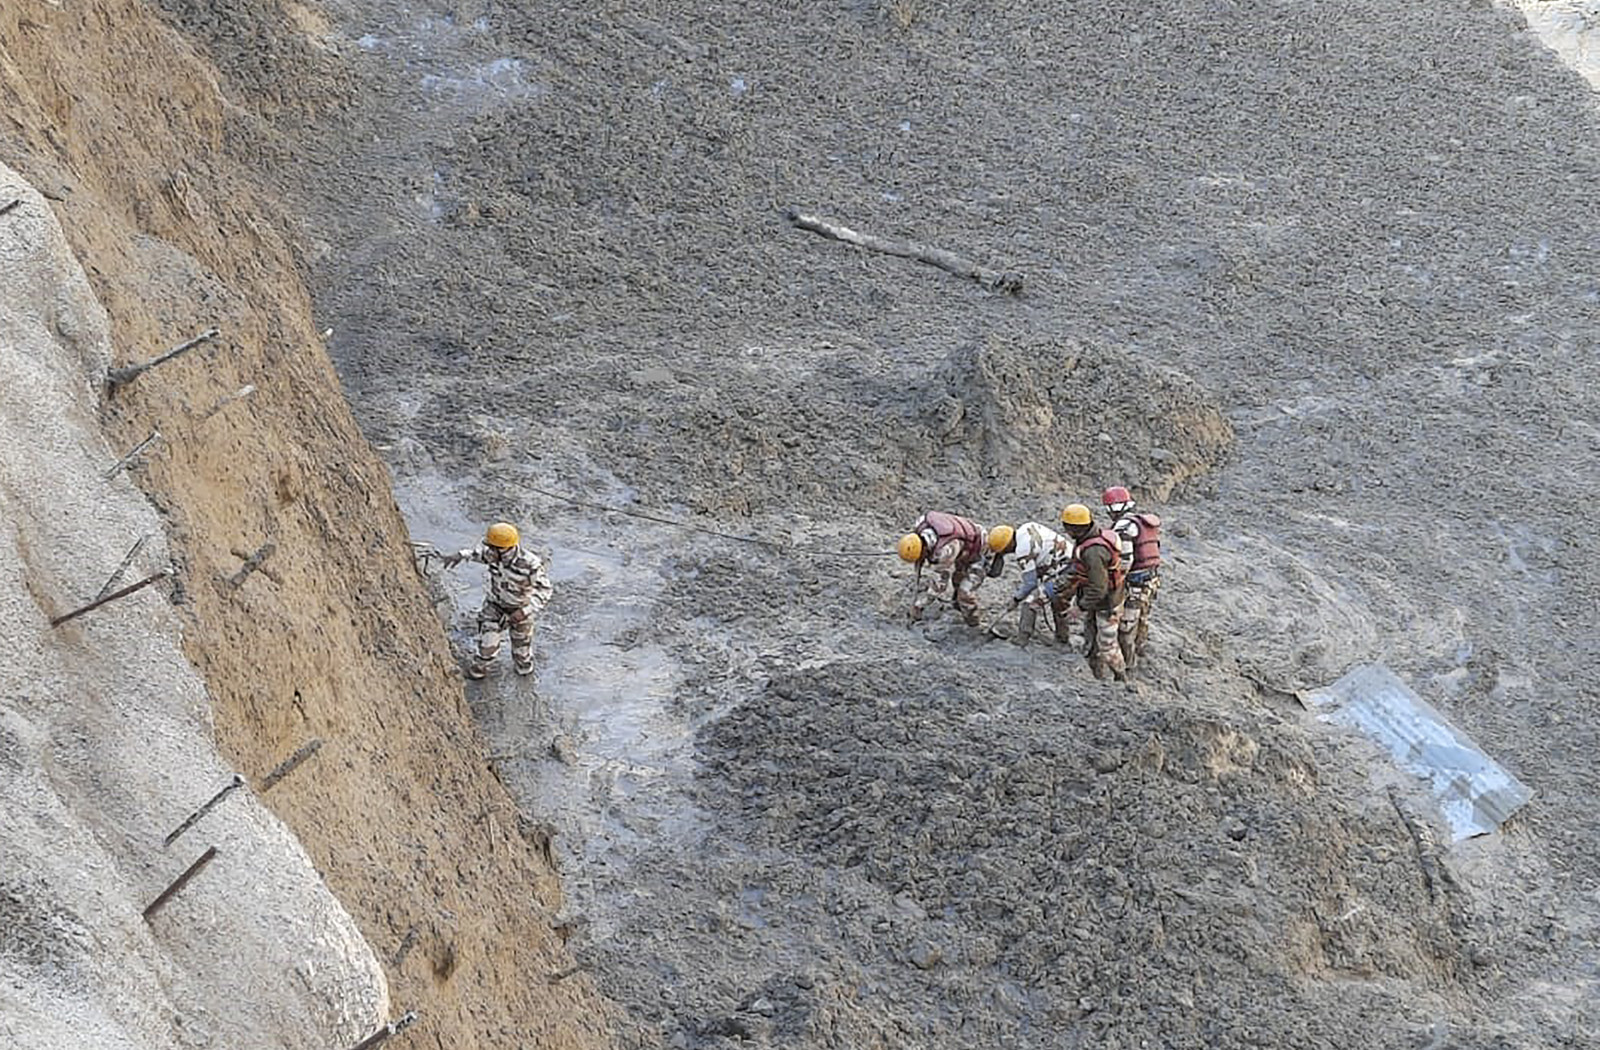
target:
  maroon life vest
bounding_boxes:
[1128,513,1163,571]
[1069,530,1126,592]
[916,511,983,566]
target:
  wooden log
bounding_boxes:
[786,208,1023,294]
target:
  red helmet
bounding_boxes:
[1102,486,1134,514]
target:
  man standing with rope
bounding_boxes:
[440,522,552,679]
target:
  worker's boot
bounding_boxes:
[960,602,980,627]
[1090,659,1108,680]
[1120,633,1138,672]
[1014,606,1037,646]
[465,662,488,680]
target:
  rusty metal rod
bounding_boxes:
[226,542,277,589]
[95,533,151,601]
[50,569,172,627]
[164,773,245,848]
[108,328,220,388]
[142,845,218,920]
[0,198,21,217]
[200,383,256,421]
[349,1010,418,1050]
[259,737,322,793]
[103,430,163,480]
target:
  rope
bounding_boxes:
[524,483,899,559]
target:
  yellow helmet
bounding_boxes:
[485,522,520,548]
[897,533,923,562]
[1061,503,1093,527]
[987,524,1015,553]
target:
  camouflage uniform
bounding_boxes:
[1110,513,1162,666]
[446,543,552,677]
[911,518,993,626]
[1069,533,1127,681]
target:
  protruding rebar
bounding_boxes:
[142,846,218,920]
[164,774,246,848]
[95,534,151,601]
[50,569,172,628]
[349,1011,418,1050]
[259,738,323,793]
[107,328,220,388]
[103,431,163,479]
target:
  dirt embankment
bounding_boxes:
[1,4,614,1048]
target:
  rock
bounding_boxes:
[1226,820,1248,841]
[749,996,775,1016]
[793,973,815,989]
[909,942,942,970]
[1092,751,1123,774]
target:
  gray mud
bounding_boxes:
[164,0,1600,1045]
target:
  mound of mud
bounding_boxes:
[561,338,1230,521]
[683,658,1474,1049]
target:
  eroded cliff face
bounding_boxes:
[1,5,614,1048]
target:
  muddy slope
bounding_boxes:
[0,5,614,1048]
[159,0,1600,1047]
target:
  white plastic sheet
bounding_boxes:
[1306,663,1533,841]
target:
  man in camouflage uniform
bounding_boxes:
[1060,503,1128,681]
[898,510,997,626]
[442,521,552,678]
[1102,485,1163,669]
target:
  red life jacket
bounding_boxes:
[1068,530,1126,592]
[1127,513,1162,571]
[916,511,983,566]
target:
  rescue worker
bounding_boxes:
[898,511,996,626]
[1103,485,1163,667]
[441,522,552,679]
[1059,503,1128,681]
[988,521,1073,645]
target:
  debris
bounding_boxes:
[103,430,163,479]
[50,568,173,627]
[786,207,1024,294]
[164,773,246,847]
[1091,751,1123,774]
[1388,786,1456,901]
[226,542,278,589]
[259,737,323,793]
[547,962,586,983]
[909,942,943,970]
[392,925,420,968]
[94,533,151,601]
[107,327,220,388]
[1305,663,1533,840]
[142,845,218,920]
[349,1011,418,1050]
[199,383,256,421]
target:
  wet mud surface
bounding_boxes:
[164,0,1600,1044]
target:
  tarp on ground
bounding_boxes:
[1305,662,1533,841]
